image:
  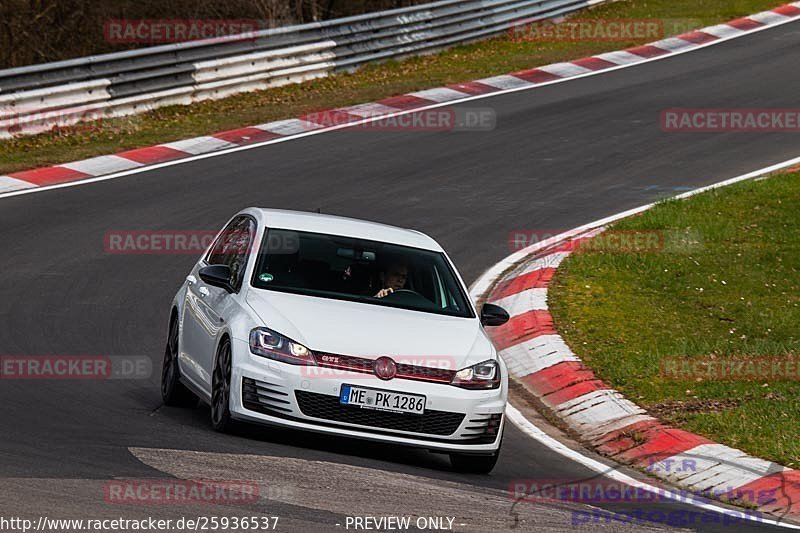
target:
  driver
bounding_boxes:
[374,262,408,298]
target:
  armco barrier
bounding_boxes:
[0,0,607,137]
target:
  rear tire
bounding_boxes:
[449,450,500,474]
[161,314,195,406]
[211,338,235,433]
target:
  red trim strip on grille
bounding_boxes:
[314,353,457,384]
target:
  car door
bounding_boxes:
[180,216,256,397]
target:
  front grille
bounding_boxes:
[295,390,465,436]
[314,352,457,384]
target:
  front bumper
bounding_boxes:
[229,338,506,454]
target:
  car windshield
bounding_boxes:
[251,228,474,318]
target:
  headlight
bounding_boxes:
[450,359,500,389]
[249,327,316,366]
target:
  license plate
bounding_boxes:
[339,384,425,415]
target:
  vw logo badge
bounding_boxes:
[373,356,397,380]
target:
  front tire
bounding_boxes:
[211,337,235,432]
[449,450,500,474]
[161,314,195,406]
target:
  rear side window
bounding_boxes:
[205,216,256,292]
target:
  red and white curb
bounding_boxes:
[475,185,800,521]
[3,3,800,195]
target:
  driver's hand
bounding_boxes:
[374,288,393,298]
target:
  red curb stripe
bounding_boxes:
[446,81,497,95]
[377,94,435,110]
[774,4,800,16]
[511,69,561,84]
[521,361,595,397]
[728,17,765,31]
[543,378,610,407]
[212,127,281,145]
[592,419,664,454]
[611,425,713,465]
[9,166,90,186]
[735,471,800,514]
[571,57,618,71]
[676,31,718,45]
[488,310,555,351]
[490,268,555,300]
[116,146,189,165]
[626,45,670,59]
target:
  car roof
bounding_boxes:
[241,208,443,251]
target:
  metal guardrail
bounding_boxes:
[0,0,607,137]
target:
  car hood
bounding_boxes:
[245,289,492,369]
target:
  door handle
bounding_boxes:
[198,286,210,297]
[186,275,197,285]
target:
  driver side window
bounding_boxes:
[205,216,256,292]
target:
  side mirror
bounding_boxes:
[199,265,234,293]
[480,303,509,327]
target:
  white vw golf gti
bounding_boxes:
[162,208,510,473]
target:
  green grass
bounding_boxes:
[0,0,784,175]
[548,171,800,467]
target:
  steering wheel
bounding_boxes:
[389,289,423,297]
[380,288,433,307]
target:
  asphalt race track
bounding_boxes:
[2,20,800,532]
